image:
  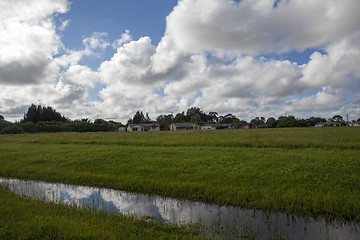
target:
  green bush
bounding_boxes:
[0,124,24,134]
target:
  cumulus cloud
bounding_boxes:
[300,33,360,89]
[99,37,157,85]
[157,0,360,55]
[0,0,69,85]
[1,0,360,122]
[148,0,360,120]
[82,32,110,55]
[284,87,344,113]
[95,36,186,120]
[341,94,360,120]
[55,65,99,105]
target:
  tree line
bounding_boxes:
[0,104,123,134]
[128,107,355,130]
[0,104,359,134]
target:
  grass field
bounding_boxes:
[0,127,359,223]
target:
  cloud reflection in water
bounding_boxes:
[1,178,359,239]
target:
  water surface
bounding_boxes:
[0,177,359,239]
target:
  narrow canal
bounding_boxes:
[0,177,359,239]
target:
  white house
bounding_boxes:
[201,124,232,130]
[201,125,216,130]
[315,122,342,127]
[169,123,200,131]
[350,121,360,127]
[127,123,160,132]
[118,127,126,132]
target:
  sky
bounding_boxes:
[1,0,360,123]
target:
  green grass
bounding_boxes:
[0,128,359,222]
[1,127,359,149]
[0,186,206,240]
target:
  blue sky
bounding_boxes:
[58,0,178,103]
[60,0,177,68]
[1,0,360,122]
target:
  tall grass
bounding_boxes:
[0,128,359,221]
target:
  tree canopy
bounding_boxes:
[128,111,152,124]
[22,104,67,123]
[1,104,357,135]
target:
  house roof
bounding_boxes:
[316,122,341,126]
[171,123,196,127]
[128,124,144,128]
[203,124,231,127]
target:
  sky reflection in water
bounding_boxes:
[0,178,359,239]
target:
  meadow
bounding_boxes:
[0,127,359,225]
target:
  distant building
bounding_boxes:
[118,127,126,132]
[201,124,232,130]
[349,121,360,127]
[315,122,342,127]
[169,123,200,131]
[127,123,160,132]
[240,123,257,129]
[201,125,216,130]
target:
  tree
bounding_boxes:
[145,113,152,123]
[94,119,106,124]
[185,107,211,123]
[0,119,12,132]
[250,117,265,127]
[186,107,202,118]
[128,111,153,124]
[0,115,4,121]
[173,112,186,123]
[266,117,277,128]
[156,114,173,130]
[21,122,38,133]
[219,114,239,124]
[208,112,218,123]
[231,120,248,129]
[1,123,24,134]
[22,104,67,123]
[297,119,309,127]
[132,111,146,124]
[307,117,326,126]
[277,116,297,128]
[332,115,343,123]
[190,114,201,124]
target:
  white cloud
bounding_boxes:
[158,0,360,56]
[82,32,110,55]
[148,0,360,121]
[284,87,344,113]
[112,29,132,49]
[55,65,99,105]
[300,33,360,89]
[0,0,69,85]
[58,19,70,31]
[341,94,360,121]
[99,37,156,85]
[1,0,360,122]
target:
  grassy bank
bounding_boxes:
[0,186,206,240]
[0,128,359,221]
